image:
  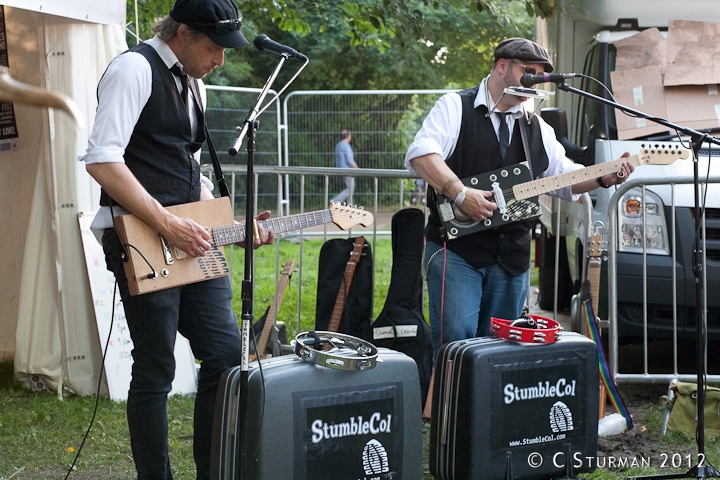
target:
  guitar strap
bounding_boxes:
[580,280,633,432]
[189,78,231,199]
[517,114,535,180]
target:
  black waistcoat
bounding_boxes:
[100,42,205,208]
[426,85,549,276]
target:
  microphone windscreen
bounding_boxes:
[253,34,268,50]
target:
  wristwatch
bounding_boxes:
[596,177,611,189]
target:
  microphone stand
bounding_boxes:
[228,53,288,479]
[552,80,719,480]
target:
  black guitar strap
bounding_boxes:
[517,114,535,180]
[189,78,231,198]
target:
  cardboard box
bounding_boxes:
[665,20,720,87]
[614,27,667,74]
[609,22,720,139]
[610,66,670,140]
[666,84,720,131]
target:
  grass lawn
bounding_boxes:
[2,237,718,478]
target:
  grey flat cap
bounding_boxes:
[494,37,554,72]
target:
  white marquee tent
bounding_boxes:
[0,1,196,398]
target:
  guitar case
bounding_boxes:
[314,237,373,341]
[372,208,433,408]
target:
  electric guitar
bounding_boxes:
[251,259,295,361]
[326,237,366,334]
[113,197,373,295]
[432,147,690,240]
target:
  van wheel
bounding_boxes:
[538,226,573,311]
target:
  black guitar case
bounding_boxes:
[372,208,433,408]
[314,237,373,341]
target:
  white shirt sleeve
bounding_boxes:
[79,52,152,165]
[536,116,583,201]
[404,92,463,174]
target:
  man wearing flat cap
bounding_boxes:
[80,0,274,477]
[405,37,634,361]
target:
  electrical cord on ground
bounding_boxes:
[63,278,118,479]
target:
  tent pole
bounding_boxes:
[134,0,139,45]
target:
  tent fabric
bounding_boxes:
[0,1,125,27]
[2,5,128,396]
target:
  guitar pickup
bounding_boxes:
[491,181,507,215]
[159,234,175,265]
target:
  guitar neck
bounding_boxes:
[210,209,334,246]
[327,277,350,334]
[256,274,292,355]
[513,153,642,200]
[327,239,365,333]
[588,259,601,316]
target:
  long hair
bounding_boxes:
[152,16,204,43]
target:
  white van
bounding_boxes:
[535,0,720,341]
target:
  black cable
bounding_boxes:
[123,242,158,279]
[64,210,130,478]
[245,306,266,479]
[63,277,119,479]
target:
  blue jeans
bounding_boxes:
[423,241,529,361]
[104,229,241,480]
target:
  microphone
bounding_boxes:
[520,73,577,88]
[253,34,308,62]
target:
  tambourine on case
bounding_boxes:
[430,332,599,480]
[210,335,422,480]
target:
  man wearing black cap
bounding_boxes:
[405,37,634,360]
[80,0,273,478]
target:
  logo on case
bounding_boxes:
[362,439,389,475]
[549,401,574,432]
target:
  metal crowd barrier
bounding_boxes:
[606,176,720,385]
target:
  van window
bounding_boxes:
[574,42,618,148]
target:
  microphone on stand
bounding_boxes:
[253,34,308,62]
[520,72,577,88]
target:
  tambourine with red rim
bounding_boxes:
[490,314,562,344]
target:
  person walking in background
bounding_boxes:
[331,129,358,204]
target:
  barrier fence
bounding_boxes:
[205,86,720,386]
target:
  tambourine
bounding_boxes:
[490,314,562,344]
[294,331,378,371]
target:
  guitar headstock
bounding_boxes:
[280,259,295,277]
[637,146,690,166]
[329,203,374,229]
[588,233,604,259]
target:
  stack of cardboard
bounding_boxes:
[611,20,720,139]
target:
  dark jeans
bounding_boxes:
[103,229,241,480]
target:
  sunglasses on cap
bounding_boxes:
[507,60,538,75]
[188,18,242,35]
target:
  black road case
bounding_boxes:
[211,347,422,479]
[430,332,599,480]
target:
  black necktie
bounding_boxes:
[170,64,188,110]
[497,111,510,158]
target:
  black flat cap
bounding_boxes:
[170,0,248,48]
[494,37,554,72]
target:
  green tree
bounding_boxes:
[126,0,540,90]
